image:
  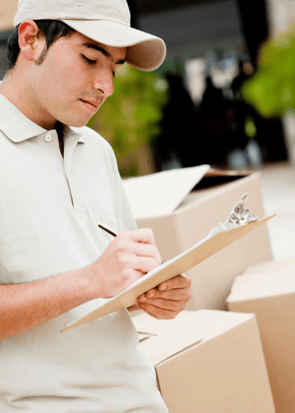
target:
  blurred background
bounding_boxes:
[1,0,295,260]
[1,0,294,176]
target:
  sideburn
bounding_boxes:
[34,45,48,66]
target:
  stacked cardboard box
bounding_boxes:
[227,259,295,413]
[134,310,276,413]
[123,166,273,310]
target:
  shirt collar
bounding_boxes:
[0,93,85,144]
[63,125,85,144]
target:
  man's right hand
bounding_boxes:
[87,228,162,299]
[0,228,161,339]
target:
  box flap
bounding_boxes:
[137,310,254,367]
[132,310,195,336]
[227,264,295,303]
[137,313,202,366]
[122,165,211,219]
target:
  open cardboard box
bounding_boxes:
[134,310,275,413]
[123,165,273,310]
[227,259,295,413]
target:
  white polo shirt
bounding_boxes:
[0,94,168,413]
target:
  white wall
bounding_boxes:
[0,0,18,31]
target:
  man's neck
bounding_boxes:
[0,77,65,157]
[0,70,56,131]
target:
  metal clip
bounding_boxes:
[226,193,259,225]
[208,193,260,237]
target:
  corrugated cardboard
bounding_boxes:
[135,310,276,413]
[227,259,295,413]
[123,166,273,310]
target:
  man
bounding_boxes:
[0,0,191,411]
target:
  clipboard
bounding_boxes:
[62,205,275,332]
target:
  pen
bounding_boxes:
[98,223,118,237]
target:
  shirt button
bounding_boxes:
[45,134,52,142]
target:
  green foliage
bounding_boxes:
[242,24,295,117]
[245,116,257,138]
[87,65,168,175]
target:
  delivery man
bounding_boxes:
[0,0,191,411]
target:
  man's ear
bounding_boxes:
[18,20,45,62]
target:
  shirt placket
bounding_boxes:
[40,129,78,212]
[63,132,86,219]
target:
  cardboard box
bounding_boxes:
[227,259,295,413]
[132,309,196,341]
[134,310,275,413]
[244,257,295,274]
[123,166,273,310]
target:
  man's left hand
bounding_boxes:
[137,274,192,319]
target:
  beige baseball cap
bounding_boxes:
[13,0,166,71]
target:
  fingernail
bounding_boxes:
[146,291,154,298]
[159,284,166,291]
[139,295,146,301]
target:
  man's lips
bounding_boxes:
[80,99,100,113]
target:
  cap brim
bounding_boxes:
[62,19,166,71]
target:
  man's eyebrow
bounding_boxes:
[81,42,126,65]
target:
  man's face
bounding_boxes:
[27,31,127,129]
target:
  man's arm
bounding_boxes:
[0,267,91,339]
[0,228,161,339]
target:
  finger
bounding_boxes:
[158,274,191,292]
[127,228,157,245]
[133,256,161,274]
[138,302,178,320]
[131,242,161,264]
[138,297,186,312]
[137,278,191,300]
[139,288,191,301]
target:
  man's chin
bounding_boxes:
[62,115,93,129]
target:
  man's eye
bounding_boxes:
[82,55,97,65]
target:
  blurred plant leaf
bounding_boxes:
[87,65,167,176]
[242,24,295,118]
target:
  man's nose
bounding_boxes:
[93,71,114,98]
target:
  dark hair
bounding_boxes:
[6,20,75,70]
